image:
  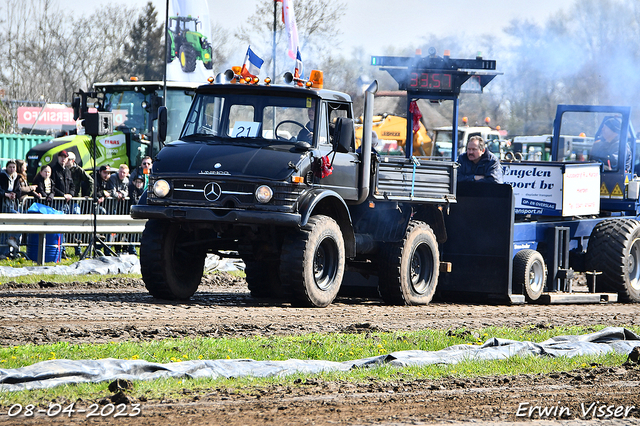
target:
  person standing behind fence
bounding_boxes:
[0,160,22,258]
[32,165,55,205]
[51,150,75,209]
[0,160,21,213]
[15,160,37,204]
[128,173,145,205]
[107,164,130,201]
[95,165,112,214]
[130,156,152,191]
[67,152,93,198]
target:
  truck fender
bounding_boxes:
[413,204,448,244]
[298,189,356,258]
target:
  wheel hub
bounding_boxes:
[410,243,433,294]
[628,238,640,290]
[313,239,337,291]
[528,260,544,293]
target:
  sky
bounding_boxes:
[69,0,579,58]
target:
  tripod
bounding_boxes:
[79,112,116,259]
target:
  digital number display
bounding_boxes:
[408,72,453,91]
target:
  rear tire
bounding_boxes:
[241,245,285,298]
[140,220,205,300]
[586,219,640,302]
[244,260,283,298]
[512,249,546,301]
[378,221,439,305]
[179,44,197,73]
[280,215,345,307]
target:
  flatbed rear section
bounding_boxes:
[373,156,457,203]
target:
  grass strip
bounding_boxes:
[0,325,637,405]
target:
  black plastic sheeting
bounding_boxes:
[1,327,638,392]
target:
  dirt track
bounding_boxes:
[0,274,639,425]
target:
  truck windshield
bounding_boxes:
[103,90,148,134]
[103,88,194,143]
[182,93,317,143]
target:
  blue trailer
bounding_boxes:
[375,50,640,304]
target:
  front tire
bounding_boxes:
[512,249,546,301]
[280,215,345,307]
[378,221,439,305]
[586,219,640,302]
[140,220,205,300]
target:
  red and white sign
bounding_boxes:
[17,106,75,127]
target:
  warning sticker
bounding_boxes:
[611,183,624,199]
[600,182,610,197]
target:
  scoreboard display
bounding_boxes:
[371,52,499,95]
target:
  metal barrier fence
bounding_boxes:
[14,196,141,254]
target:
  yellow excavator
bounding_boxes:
[355,113,433,156]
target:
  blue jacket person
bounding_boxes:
[457,136,503,183]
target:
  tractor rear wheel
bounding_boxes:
[179,44,197,73]
[140,220,205,300]
[378,221,439,305]
[280,215,345,307]
[512,249,546,301]
[586,219,640,302]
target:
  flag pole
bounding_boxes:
[163,0,169,102]
[272,1,277,78]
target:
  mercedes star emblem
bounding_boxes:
[203,182,222,201]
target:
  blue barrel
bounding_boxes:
[27,233,63,263]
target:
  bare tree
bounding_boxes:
[235,0,345,77]
[209,25,233,72]
[73,5,139,89]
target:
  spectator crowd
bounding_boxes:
[0,152,152,258]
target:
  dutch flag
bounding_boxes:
[241,46,264,79]
[294,47,303,79]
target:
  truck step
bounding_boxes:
[537,292,618,304]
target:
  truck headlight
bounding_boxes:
[255,185,273,203]
[153,179,170,198]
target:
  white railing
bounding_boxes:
[0,196,146,264]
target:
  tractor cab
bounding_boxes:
[551,105,639,213]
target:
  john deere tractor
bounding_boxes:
[166,15,213,72]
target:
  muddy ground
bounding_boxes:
[0,273,639,425]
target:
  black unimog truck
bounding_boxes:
[132,68,461,307]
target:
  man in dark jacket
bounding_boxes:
[51,150,75,201]
[457,136,503,183]
[67,152,93,197]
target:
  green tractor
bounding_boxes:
[166,15,213,73]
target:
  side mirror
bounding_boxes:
[72,97,81,120]
[158,106,168,143]
[333,117,354,154]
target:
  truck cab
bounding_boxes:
[25,80,199,182]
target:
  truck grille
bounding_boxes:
[165,179,303,208]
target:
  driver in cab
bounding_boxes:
[297,107,315,142]
[590,117,631,171]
